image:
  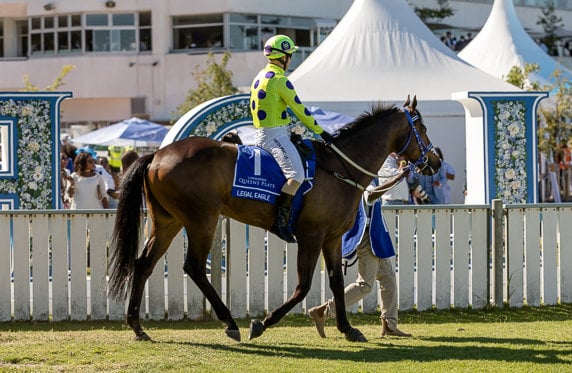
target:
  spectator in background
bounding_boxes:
[410,162,447,205]
[435,147,456,204]
[378,153,410,205]
[108,145,132,173]
[121,150,140,175]
[96,156,118,208]
[108,150,140,202]
[563,41,570,57]
[442,31,455,50]
[68,150,108,209]
[559,144,571,201]
[60,152,73,209]
[455,35,467,51]
[60,134,77,173]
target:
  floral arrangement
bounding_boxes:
[0,99,53,209]
[493,100,527,204]
[191,99,250,137]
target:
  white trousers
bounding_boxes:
[255,126,305,184]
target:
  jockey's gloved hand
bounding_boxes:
[320,131,334,144]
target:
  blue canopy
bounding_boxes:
[235,108,355,145]
[72,117,169,147]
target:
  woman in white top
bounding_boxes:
[68,151,108,209]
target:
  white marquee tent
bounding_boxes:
[458,0,572,86]
[289,0,520,103]
[288,0,521,203]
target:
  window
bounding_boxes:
[86,13,137,52]
[172,15,224,50]
[0,20,4,58]
[139,11,152,51]
[228,14,317,51]
[57,15,82,53]
[16,20,28,57]
[172,13,333,53]
[26,12,151,56]
[30,14,82,55]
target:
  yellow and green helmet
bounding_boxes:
[263,35,299,59]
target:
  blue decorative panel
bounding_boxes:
[163,93,251,144]
[0,92,72,209]
[0,193,19,210]
[458,92,547,204]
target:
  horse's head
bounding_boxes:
[396,95,441,175]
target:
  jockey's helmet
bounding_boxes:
[263,35,298,59]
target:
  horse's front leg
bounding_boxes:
[248,240,322,340]
[322,244,367,342]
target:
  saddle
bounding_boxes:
[231,135,316,241]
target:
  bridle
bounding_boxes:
[328,107,436,190]
[396,108,435,174]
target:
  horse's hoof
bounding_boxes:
[248,319,265,340]
[225,328,241,342]
[134,332,151,341]
[345,328,368,342]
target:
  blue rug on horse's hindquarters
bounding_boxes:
[232,141,316,230]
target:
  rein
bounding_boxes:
[325,107,434,191]
[330,144,379,178]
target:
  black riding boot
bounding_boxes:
[274,192,296,243]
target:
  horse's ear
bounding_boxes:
[404,95,411,107]
[412,95,417,111]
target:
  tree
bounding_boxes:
[414,0,454,24]
[536,0,563,56]
[536,70,572,158]
[173,51,238,122]
[504,63,542,91]
[504,64,572,159]
[21,64,76,91]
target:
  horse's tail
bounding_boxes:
[108,153,154,301]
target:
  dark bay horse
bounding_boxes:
[108,96,441,343]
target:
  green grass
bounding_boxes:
[0,304,571,372]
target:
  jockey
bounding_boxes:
[250,34,333,241]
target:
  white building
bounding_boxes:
[0,0,570,127]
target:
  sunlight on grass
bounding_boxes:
[0,304,570,372]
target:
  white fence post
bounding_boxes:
[560,208,572,303]
[492,199,504,307]
[0,214,10,321]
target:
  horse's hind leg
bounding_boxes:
[127,220,182,341]
[183,221,241,342]
[249,239,322,340]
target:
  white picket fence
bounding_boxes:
[0,203,571,322]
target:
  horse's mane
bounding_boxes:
[334,104,400,140]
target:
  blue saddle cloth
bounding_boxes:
[232,141,316,229]
[341,198,395,260]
